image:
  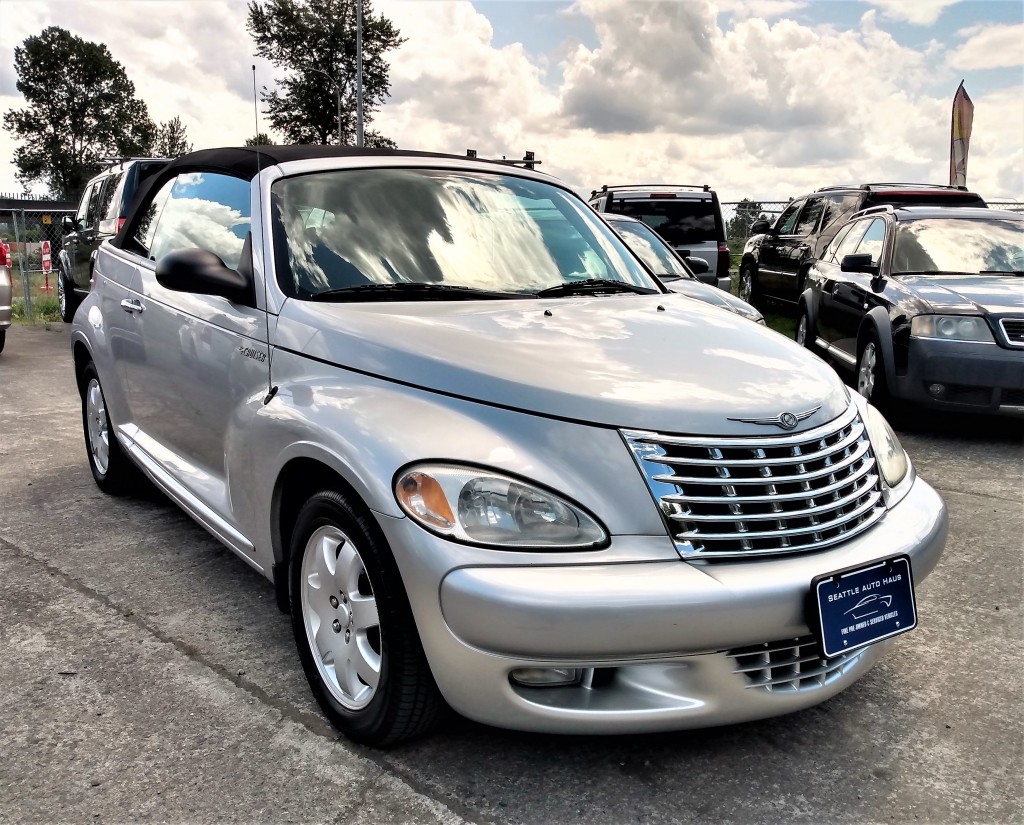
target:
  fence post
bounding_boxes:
[12,208,32,321]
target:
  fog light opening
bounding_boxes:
[928,383,947,398]
[510,667,583,688]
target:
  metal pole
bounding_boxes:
[337,83,342,146]
[356,0,364,147]
[14,209,32,321]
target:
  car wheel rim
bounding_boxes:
[796,315,807,346]
[858,342,877,398]
[300,524,381,710]
[58,277,66,317]
[86,379,110,474]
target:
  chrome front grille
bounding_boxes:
[730,636,865,692]
[622,405,885,559]
[998,317,1024,348]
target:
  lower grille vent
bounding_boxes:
[730,636,864,692]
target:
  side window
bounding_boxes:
[823,223,856,263]
[775,200,803,235]
[149,172,251,269]
[853,218,887,265]
[86,178,107,228]
[76,183,96,225]
[101,172,125,221]
[794,197,824,236]
[834,220,871,262]
[132,179,175,256]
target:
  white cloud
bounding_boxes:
[867,0,961,26]
[1,0,1021,205]
[950,23,1024,69]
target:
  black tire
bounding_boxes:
[58,270,79,323]
[738,264,760,307]
[81,362,137,494]
[0,329,6,355]
[289,489,443,747]
[856,329,889,407]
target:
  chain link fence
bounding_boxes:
[1,207,76,321]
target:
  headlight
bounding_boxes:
[911,314,993,343]
[863,404,909,489]
[395,464,607,549]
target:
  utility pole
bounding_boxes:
[356,0,364,147]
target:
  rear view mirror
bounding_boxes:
[156,248,254,305]
[840,253,877,274]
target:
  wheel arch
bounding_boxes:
[72,339,94,395]
[858,308,898,388]
[270,455,379,614]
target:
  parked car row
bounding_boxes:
[70,145,947,747]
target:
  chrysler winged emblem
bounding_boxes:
[728,405,821,430]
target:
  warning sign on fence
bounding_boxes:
[41,240,51,273]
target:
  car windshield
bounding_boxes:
[892,217,1024,275]
[272,169,655,298]
[610,219,692,279]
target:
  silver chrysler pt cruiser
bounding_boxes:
[71,147,947,746]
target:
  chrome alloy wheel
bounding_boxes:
[739,270,753,302]
[796,314,808,347]
[57,275,67,318]
[857,341,878,399]
[300,525,381,710]
[86,378,110,474]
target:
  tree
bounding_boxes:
[245,132,274,146]
[2,27,155,200]
[247,0,403,146]
[727,198,766,242]
[152,116,193,157]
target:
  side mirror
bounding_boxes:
[685,256,715,285]
[62,215,79,232]
[840,253,877,275]
[750,219,771,235]
[156,248,254,305]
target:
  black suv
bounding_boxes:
[739,183,987,308]
[58,157,168,321]
[797,205,1023,415]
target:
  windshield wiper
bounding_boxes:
[308,282,531,302]
[896,270,1024,277]
[534,278,659,298]
[980,270,1024,277]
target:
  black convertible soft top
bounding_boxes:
[112,145,538,249]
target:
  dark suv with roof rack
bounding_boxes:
[739,183,987,308]
[58,157,169,322]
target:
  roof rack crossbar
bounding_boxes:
[465,149,540,169]
[594,183,711,194]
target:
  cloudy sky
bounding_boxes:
[1,0,1021,203]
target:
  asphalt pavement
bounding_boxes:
[1,323,1021,825]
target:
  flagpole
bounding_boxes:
[356,0,364,147]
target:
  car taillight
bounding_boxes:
[649,193,677,199]
[717,242,730,279]
[117,217,127,232]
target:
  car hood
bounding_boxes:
[899,273,1024,315]
[275,293,849,436]
[666,278,762,319]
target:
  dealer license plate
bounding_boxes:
[811,555,917,658]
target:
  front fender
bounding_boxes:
[862,307,898,388]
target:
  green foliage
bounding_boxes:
[245,132,274,146]
[152,116,193,157]
[247,0,404,145]
[2,27,156,200]
[727,198,766,242]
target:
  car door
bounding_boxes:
[66,181,100,290]
[758,198,804,299]
[819,218,888,359]
[120,170,269,533]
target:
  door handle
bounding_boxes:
[120,298,144,314]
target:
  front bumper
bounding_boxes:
[893,337,1024,414]
[379,477,947,734]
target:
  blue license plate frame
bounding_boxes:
[811,555,917,658]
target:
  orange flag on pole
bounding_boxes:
[949,80,974,187]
